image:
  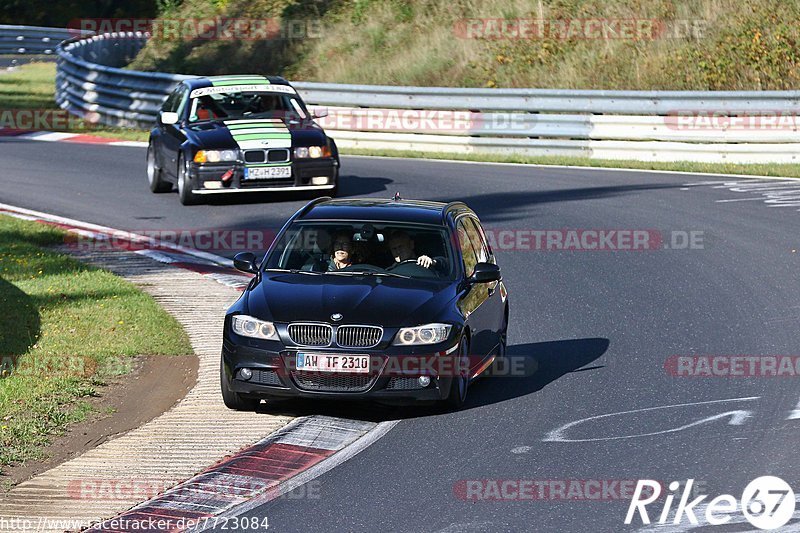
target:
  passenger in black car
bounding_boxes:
[327,231,354,271]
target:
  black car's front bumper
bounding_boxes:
[221,341,460,403]
[189,158,337,194]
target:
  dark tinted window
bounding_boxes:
[162,86,183,113]
[456,219,478,277]
[464,217,489,264]
[265,222,456,280]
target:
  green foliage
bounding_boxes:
[15,0,799,89]
[0,215,192,470]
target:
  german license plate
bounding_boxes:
[245,166,292,179]
[296,353,370,373]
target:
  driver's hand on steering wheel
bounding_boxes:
[417,255,435,268]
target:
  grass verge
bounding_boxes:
[339,147,800,179]
[0,214,192,473]
[0,62,149,142]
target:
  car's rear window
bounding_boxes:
[264,222,456,281]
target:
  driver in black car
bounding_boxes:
[387,231,445,272]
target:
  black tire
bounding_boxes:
[220,360,259,411]
[177,154,201,205]
[446,338,470,410]
[146,142,172,193]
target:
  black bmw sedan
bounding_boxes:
[146,75,339,205]
[221,197,509,409]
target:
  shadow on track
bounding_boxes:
[465,337,609,409]
[431,184,681,223]
[254,337,609,422]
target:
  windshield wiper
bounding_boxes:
[264,268,322,275]
[327,270,411,279]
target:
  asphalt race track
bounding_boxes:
[2,139,800,532]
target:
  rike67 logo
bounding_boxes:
[625,476,795,530]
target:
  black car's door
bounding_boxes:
[467,216,505,349]
[456,216,501,373]
[157,85,189,177]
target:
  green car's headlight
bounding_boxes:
[194,149,239,163]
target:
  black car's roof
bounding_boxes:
[183,76,292,90]
[297,198,471,225]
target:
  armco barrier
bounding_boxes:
[0,24,80,55]
[37,30,800,162]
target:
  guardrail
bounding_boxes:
[47,31,800,163]
[0,24,78,55]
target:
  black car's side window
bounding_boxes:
[464,217,490,264]
[470,217,494,262]
[456,219,479,277]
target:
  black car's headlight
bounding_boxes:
[194,149,239,163]
[392,323,452,346]
[294,146,331,159]
[231,315,278,340]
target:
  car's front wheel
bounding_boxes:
[146,142,172,193]
[446,338,470,410]
[220,360,260,411]
[177,154,201,205]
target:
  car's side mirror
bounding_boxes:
[160,111,179,125]
[469,262,501,284]
[233,252,259,274]
[312,107,329,119]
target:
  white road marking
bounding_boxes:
[716,197,767,202]
[787,397,800,420]
[543,397,760,443]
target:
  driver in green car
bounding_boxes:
[387,231,445,271]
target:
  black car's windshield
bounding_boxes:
[187,90,308,123]
[264,222,457,281]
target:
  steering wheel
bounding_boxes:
[387,259,418,269]
[387,259,439,278]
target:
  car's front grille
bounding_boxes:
[287,323,332,346]
[252,369,281,386]
[239,177,295,188]
[386,377,426,390]
[291,371,376,392]
[335,325,382,348]
[243,149,290,164]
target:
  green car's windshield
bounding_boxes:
[187,90,308,123]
